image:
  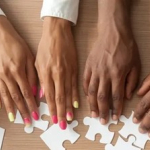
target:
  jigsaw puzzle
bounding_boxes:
[105,136,141,150]
[119,111,150,149]
[0,127,5,150]
[40,120,80,150]
[83,111,118,144]
[14,102,50,133]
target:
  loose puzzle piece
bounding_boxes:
[0,127,5,150]
[83,111,118,144]
[40,120,80,150]
[119,111,150,149]
[105,136,141,150]
[14,102,50,134]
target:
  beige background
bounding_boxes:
[0,0,150,149]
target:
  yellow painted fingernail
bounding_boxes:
[73,101,79,109]
[66,112,73,121]
[8,112,15,122]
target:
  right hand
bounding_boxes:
[0,16,38,127]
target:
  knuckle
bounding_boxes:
[65,88,71,96]
[112,94,120,102]
[53,66,64,74]
[45,93,54,102]
[88,85,97,96]
[1,89,8,97]
[140,101,148,110]
[11,65,21,74]
[22,89,31,99]
[56,96,65,104]
[97,93,107,102]
[11,93,20,103]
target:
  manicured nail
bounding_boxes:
[52,115,58,124]
[59,120,67,130]
[112,115,118,121]
[24,118,31,127]
[32,86,37,97]
[133,117,139,124]
[8,112,15,122]
[66,112,73,121]
[39,88,44,98]
[100,118,106,125]
[139,127,147,134]
[32,111,39,120]
[73,101,79,109]
[91,111,98,118]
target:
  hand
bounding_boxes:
[35,17,79,130]
[0,16,38,126]
[83,2,141,124]
[133,75,150,136]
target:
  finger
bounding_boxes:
[0,94,2,109]
[65,73,73,121]
[0,80,15,122]
[126,68,139,99]
[43,72,57,124]
[112,76,125,120]
[97,78,110,124]
[133,91,150,123]
[54,71,66,130]
[139,110,150,134]
[83,65,92,96]
[88,74,99,118]
[26,58,39,106]
[72,72,79,109]
[15,71,39,121]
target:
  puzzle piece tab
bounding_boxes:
[14,102,50,134]
[0,127,5,150]
[83,111,118,144]
[119,111,150,149]
[105,136,141,150]
[40,120,80,150]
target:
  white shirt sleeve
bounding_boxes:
[41,0,79,25]
[0,8,6,16]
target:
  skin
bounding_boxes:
[35,17,79,129]
[83,0,141,124]
[133,75,150,137]
[0,16,38,123]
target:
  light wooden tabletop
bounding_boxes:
[0,0,150,150]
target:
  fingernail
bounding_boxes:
[32,111,39,120]
[100,118,106,125]
[24,118,31,127]
[73,101,79,109]
[139,127,147,134]
[91,111,98,118]
[133,117,139,124]
[32,86,37,97]
[52,115,58,124]
[8,112,15,122]
[112,115,118,121]
[66,112,73,121]
[39,88,44,99]
[59,120,67,130]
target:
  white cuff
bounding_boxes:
[0,8,6,16]
[41,0,79,25]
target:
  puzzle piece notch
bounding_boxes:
[83,111,118,144]
[14,102,50,134]
[0,127,5,150]
[119,111,150,149]
[105,136,141,150]
[40,120,80,150]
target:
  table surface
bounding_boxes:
[0,0,150,150]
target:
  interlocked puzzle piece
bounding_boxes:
[83,111,118,144]
[14,102,50,134]
[40,120,80,150]
[105,136,141,150]
[119,111,150,149]
[0,127,5,150]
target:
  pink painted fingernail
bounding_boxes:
[52,115,58,124]
[32,111,39,120]
[32,86,37,97]
[39,88,44,98]
[66,112,73,121]
[24,118,31,127]
[59,120,67,130]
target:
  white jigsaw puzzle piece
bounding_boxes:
[105,136,141,150]
[119,111,150,149]
[83,111,118,144]
[0,127,5,150]
[14,102,50,134]
[40,120,80,150]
